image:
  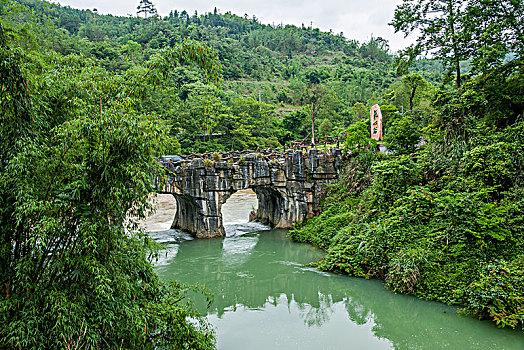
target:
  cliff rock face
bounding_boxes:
[158,149,343,238]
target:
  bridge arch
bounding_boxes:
[158,149,343,238]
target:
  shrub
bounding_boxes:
[384,115,420,154]
[463,257,524,329]
[343,120,377,151]
[461,142,517,194]
[385,247,429,294]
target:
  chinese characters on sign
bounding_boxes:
[370,104,383,141]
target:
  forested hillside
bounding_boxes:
[7,0,442,153]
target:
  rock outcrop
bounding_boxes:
[158,148,343,238]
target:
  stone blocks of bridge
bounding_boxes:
[159,148,343,238]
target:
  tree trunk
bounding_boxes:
[449,0,461,88]
[410,86,417,111]
[455,59,461,88]
[311,112,315,146]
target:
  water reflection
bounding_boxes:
[158,230,523,349]
[221,234,259,268]
[148,229,192,265]
[224,222,270,236]
[145,192,524,349]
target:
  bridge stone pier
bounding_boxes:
[157,148,344,238]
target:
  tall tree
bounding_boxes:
[401,73,429,111]
[391,0,469,87]
[0,15,221,347]
[304,69,328,146]
[465,0,524,73]
[137,0,157,18]
[305,84,325,146]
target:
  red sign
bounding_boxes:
[370,105,383,141]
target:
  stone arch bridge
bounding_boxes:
[156,148,344,238]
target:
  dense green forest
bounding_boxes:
[4,0,443,153]
[1,0,523,348]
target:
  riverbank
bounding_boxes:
[289,142,524,330]
[152,227,523,349]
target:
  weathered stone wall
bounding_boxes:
[158,148,343,238]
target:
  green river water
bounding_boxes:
[145,192,524,350]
